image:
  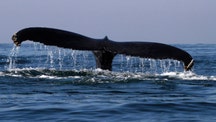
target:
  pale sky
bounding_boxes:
[0,0,216,44]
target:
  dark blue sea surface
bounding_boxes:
[0,43,216,122]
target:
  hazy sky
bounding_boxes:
[0,0,216,44]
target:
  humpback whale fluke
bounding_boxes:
[12,27,194,71]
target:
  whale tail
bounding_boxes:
[12,27,194,71]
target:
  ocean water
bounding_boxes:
[0,43,216,122]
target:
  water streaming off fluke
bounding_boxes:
[7,43,185,74]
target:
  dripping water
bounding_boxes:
[32,43,94,70]
[113,56,183,73]
[7,43,183,73]
[7,45,20,70]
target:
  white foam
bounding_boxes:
[7,67,46,71]
[2,67,216,81]
[0,71,4,76]
[160,71,216,81]
[39,75,56,79]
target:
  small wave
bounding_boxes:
[1,68,215,83]
[1,68,87,80]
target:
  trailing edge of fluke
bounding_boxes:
[12,27,194,71]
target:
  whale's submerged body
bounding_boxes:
[12,27,194,71]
